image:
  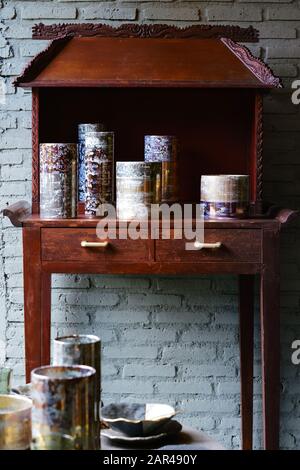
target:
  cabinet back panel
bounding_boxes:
[39,88,254,202]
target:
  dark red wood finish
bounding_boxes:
[6,25,293,451]
[32,23,259,42]
[239,275,254,450]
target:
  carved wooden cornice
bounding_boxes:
[221,37,282,88]
[32,22,259,42]
[14,36,71,86]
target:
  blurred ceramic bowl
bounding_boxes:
[0,394,32,450]
[12,383,32,400]
[101,403,177,437]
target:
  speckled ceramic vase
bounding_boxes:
[31,365,97,450]
[201,175,249,218]
[144,135,177,162]
[144,135,178,202]
[40,143,77,218]
[84,131,114,216]
[78,123,105,202]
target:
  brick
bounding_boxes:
[259,23,297,39]
[57,291,120,307]
[156,278,211,292]
[267,7,300,21]
[1,164,31,182]
[0,113,17,130]
[206,6,262,22]
[52,274,90,289]
[21,4,77,20]
[142,7,200,21]
[6,273,23,289]
[180,415,216,431]
[81,5,137,21]
[181,327,237,344]
[123,364,176,378]
[181,364,236,378]
[4,257,22,275]
[94,309,150,324]
[102,363,118,377]
[104,346,158,359]
[104,380,153,394]
[0,181,26,196]
[217,381,240,395]
[186,293,237,308]
[267,44,300,59]
[162,344,216,363]
[182,398,238,414]
[1,60,28,77]
[155,310,211,324]
[20,41,49,58]
[7,306,23,322]
[52,307,91,325]
[5,25,32,39]
[121,327,176,343]
[239,0,292,2]
[157,380,212,395]
[1,129,31,149]
[0,6,16,20]
[128,293,181,307]
[93,276,150,289]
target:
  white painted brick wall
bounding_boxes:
[1,0,300,450]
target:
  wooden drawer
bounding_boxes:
[41,228,152,262]
[155,229,261,263]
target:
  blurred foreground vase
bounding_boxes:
[0,367,12,394]
[53,334,101,448]
[40,143,77,218]
[31,365,97,450]
[0,394,32,450]
[201,175,249,218]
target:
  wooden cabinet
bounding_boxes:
[3,23,299,450]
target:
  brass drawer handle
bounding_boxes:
[81,240,109,248]
[194,241,222,249]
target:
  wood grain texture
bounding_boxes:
[41,260,261,275]
[156,229,261,263]
[41,228,153,262]
[32,23,259,42]
[239,275,254,450]
[23,227,42,381]
[260,227,280,450]
[41,273,51,366]
[16,37,277,88]
[21,216,282,229]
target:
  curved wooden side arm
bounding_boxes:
[274,207,300,226]
[1,200,31,227]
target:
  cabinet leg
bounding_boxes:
[260,229,280,450]
[41,272,51,366]
[239,274,254,450]
[23,227,52,382]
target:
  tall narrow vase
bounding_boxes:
[40,143,77,218]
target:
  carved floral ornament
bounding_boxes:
[32,23,259,41]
